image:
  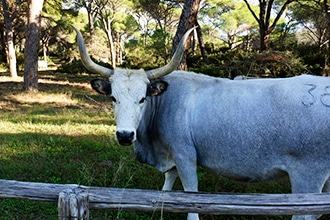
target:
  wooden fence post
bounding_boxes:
[58,187,89,220]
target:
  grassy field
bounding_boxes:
[0,71,327,220]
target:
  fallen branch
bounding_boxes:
[84,95,112,112]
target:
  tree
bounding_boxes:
[138,0,181,33]
[23,0,44,91]
[35,1,63,67]
[132,2,153,46]
[135,0,182,63]
[94,0,121,68]
[69,0,98,36]
[171,0,202,70]
[243,0,295,51]
[292,1,327,45]
[200,0,258,49]
[291,0,330,76]
[112,10,139,65]
[324,0,330,76]
[93,0,139,68]
[1,0,25,77]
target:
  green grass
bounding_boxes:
[0,71,328,220]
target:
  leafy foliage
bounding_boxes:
[123,29,173,69]
[1,0,329,78]
[294,43,327,75]
[189,48,307,79]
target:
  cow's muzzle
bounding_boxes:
[116,131,135,146]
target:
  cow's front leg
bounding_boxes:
[175,156,199,220]
[179,167,199,220]
[162,168,178,191]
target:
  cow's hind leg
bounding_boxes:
[290,169,328,220]
[162,168,199,220]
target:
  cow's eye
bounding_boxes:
[139,97,146,104]
[110,96,117,103]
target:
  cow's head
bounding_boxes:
[72,26,195,146]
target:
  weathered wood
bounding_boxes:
[0,179,79,202]
[1,179,330,216]
[58,188,89,220]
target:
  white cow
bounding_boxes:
[73,26,330,220]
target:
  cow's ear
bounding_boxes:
[147,80,169,96]
[91,78,111,95]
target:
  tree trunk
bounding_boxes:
[41,33,50,64]
[258,0,268,51]
[2,0,18,77]
[117,32,123,65]
[243,0,294,51]
[171,0,201,70]
[196,24,209,65]
[87,4,95,36]
[260,29,270,51]
[23,0,44,91]
[42,42,47,63]
[5,29,17,77]
[323,0,330,76]
[103,17,116,69]
[107,28,116,69]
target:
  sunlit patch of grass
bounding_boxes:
[4,91,79,106]
[0,120,116,136]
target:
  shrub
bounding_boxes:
[189,49,308,78]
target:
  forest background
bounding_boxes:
[1,0,330,219]
[2,0,330,82]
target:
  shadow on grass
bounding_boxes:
[0,131,180,220]
[0,70,109,105]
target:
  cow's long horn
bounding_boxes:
[146,26,197,80]
[72,25,113,77]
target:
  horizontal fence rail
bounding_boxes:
[1,179,330,216]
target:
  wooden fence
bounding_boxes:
[1,179,330,219]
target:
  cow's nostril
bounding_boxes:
[116,131,135,146]
[117,131,134,138]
